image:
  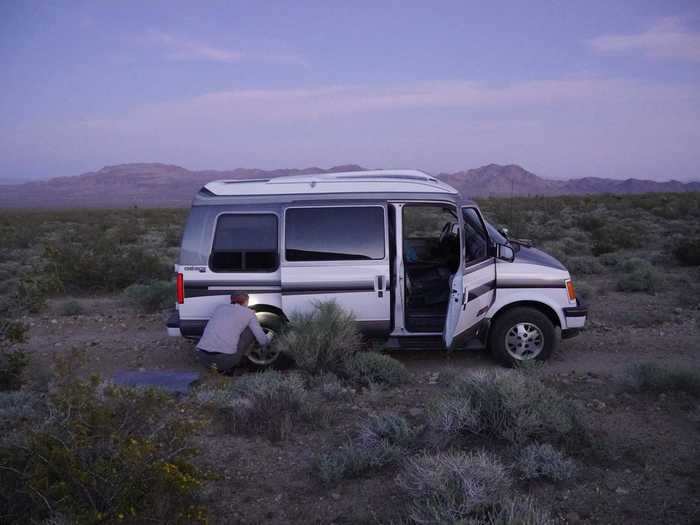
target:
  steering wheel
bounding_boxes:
[439,222,453,245]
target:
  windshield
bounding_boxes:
[485,221,508,244]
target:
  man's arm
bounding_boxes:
[247,315,271,346]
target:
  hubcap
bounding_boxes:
[246,328,280,366]
[505,322,544,360]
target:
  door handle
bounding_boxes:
[376,275,384,298]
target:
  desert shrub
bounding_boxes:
[673,238,700,266]
[428,370,585,448]
[476,496,554,525]
[197,371,323,441]
[44,240,169,292]
[396,450,511,524]
[14,273,62,314]
[0,390,45,448]
[357,413,415,448]
[164,227,182,247]
[0,348,29,391]
[573,282,593,304]
[123,280,175,313]
[345,351,410,386]
[271,301,362,376]
[598,252,623,267]
[0,377,208,524]
[312,372,353,401]
[0,319,29,344]
[625,363,700,397]
[313,438,401,484]
[516,443,576,481]
[312,413,414,484]
[576,213,606,232]
[591,223,642,255]
[564,256,605,275]
[59,300,83,316]
[616,258,660,293]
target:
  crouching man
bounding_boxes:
[196,293,271,373]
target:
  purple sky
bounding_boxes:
[1,1,699,182]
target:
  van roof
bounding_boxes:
[202,169,460,198]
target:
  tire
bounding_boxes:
[488,307,559,367]
[245,312,291,370]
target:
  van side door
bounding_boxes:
[443,207,496,349]
[281,204,391,335]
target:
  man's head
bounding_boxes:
[231,293,250,307]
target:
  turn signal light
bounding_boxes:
[566,280,576,301]
[176,273,184,304]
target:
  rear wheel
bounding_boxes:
[245,312,287,369]
[488,307,559,366]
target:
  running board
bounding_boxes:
[384,336,486,351]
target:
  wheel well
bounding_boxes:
[489,301,561,330]
[251,304,288,322]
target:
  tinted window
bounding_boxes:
[210,214,278,272]
[286,207,385,261]
[463,208,489,264]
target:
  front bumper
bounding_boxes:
[562,299,588,335]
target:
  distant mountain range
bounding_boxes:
[0,162,698,208]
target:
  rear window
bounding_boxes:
[285,206,385,261]
[209,214,278,272]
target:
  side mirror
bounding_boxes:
[498,227,510,238]
[496,243,515,262]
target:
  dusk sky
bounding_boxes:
[1,1,700,182]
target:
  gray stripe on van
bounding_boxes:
[497,277,566,289]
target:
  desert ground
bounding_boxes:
[1,193,699,524]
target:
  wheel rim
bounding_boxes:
[246,328,280,366]
[505,322,544,360]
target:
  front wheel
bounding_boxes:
[488,307,559,367]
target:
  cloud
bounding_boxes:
[589,17,700,62]
[146,30,309,67]
[148,30,243,63]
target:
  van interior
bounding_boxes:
[402,205,460,332]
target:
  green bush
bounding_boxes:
[123,281,175,313]
[591,223,643,255]
[312,413,414,484]
[345,351,410,386]
[673,238,700,266]
[476,496,554,525]
[0,348,29,391]
[271,301,363,376]
[563,256,605,275]
[59,300,84,317]
[625,363,700,397]
[616,258,660,293]
[196,371,324,441]
[516,443,576,481]
[0,377,208,524]
[598,252,623,267]
[0,319,28,344]
[312,372,353,401]
[396,450,511,524]
[44,240,169,292]
[428,370,586,448]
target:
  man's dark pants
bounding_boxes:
[196,327,255,372]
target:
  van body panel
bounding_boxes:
[169,169,587,349]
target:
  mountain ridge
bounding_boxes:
[0,163,698,208]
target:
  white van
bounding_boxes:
[167,170,587,366]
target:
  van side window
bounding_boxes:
[462,208,489,264]
[210,214,278,272]
[285,207,385,261]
